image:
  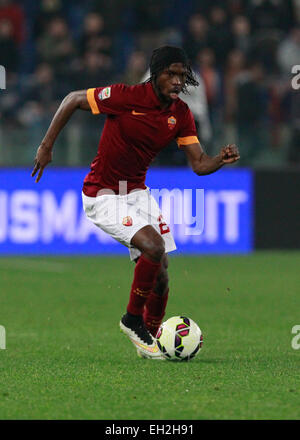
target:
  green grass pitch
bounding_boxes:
[0,252,299,420]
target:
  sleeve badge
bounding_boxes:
[98,87,111,101]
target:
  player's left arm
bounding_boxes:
[183,142,240,175]
[177,107,239,175]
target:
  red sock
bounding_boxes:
[143,288,169,337]
[126,255,161,316]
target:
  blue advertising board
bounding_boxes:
[0,168,253,255]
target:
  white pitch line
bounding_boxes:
[0,259,69,273]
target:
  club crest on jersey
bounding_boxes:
[98,87,111,101]
[168,116,176,130]
[122,216,133,226]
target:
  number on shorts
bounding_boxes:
[158,215,170,235]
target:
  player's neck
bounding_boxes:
[152,81,172,110]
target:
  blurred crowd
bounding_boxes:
[0,0,299,168]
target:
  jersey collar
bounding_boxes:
[146,81,177,112]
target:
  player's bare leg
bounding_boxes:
[131,224,166,263]
[120,225,166,359]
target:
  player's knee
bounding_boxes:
[151,244,166,262]
[161,253,169,270]
[145,239,165,262]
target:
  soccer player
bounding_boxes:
[31,46,239,359]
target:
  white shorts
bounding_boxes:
[82,188,176,260]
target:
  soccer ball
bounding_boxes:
[156,316,203,361]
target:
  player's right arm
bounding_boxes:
[31,90,90,182]
[32,84,132,182]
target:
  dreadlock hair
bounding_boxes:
[148,45,199,94]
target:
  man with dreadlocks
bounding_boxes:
[31,46,239,359]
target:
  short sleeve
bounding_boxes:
[176,108,199,148]
[86,84,131,115]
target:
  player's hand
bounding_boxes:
[31,144,53,183]
[219,144,240,164]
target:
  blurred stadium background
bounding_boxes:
[0,0,299,167]
[0,0,300,421]
[0,0,299,254]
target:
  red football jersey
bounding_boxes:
[83,81,199,196]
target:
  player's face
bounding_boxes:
[155,63,187,103]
